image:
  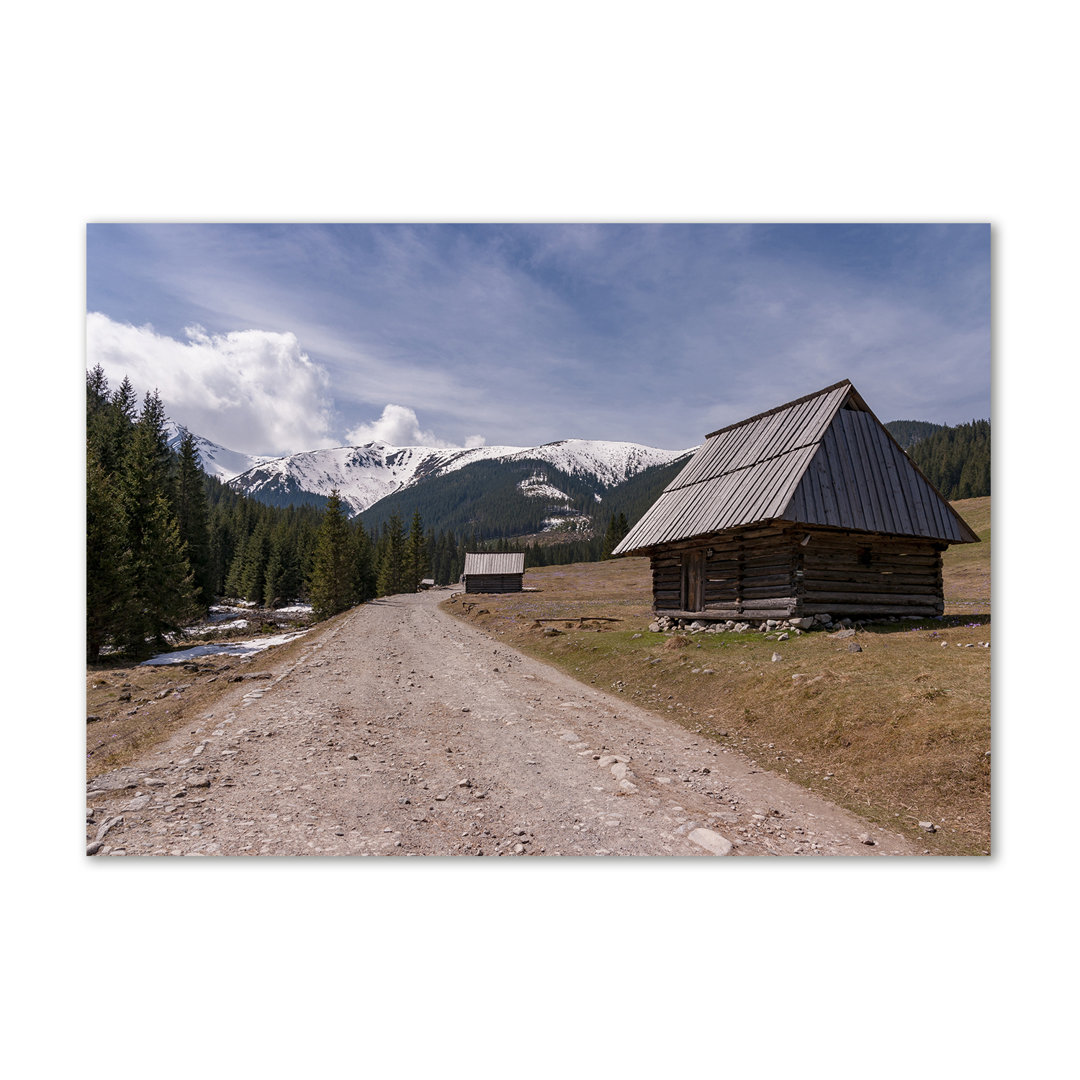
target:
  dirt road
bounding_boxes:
[86,589,921,856]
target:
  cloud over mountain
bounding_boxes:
[343,404,485,450]
[86,313,337,456]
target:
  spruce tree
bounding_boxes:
[115,396,198,655]
[174,429,213,606]
[86,451,130,661]
[405,509,428,592]
[376,512,407,596]
[263,522,302,607]
[310,490,356,619]
[352,522,376,603]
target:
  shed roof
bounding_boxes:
[613,380,979,554]
[462,552,526,575]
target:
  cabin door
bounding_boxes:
[681,551,705,613]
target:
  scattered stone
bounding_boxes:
[829,627,857,640]
[95,815,123,842]
[777,632,789,642]
[771,652,783,662]
[919,821,937,833]
[859,833,876,846]
[187,776,211,788]
[86,767,142,794]
[848,642,863,653]
[86,841,104,856]
[542,628,562,636]
[688,828,733,856]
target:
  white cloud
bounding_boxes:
[86,313,337,456]
[344,404,468,448]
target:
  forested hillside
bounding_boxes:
[884,420,947,449]
[903,419,990,500]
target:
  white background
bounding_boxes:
[3,2,1069,1076]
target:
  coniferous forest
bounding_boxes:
[87,369,494,661]
[903,420,991,500]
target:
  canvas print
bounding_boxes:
[85,223,990,856]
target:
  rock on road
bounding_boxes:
[86,590,920,856]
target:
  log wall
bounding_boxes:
[464,574,523,594]
[649,525,945,619]
[796,531,944,617]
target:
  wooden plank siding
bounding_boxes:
[649,525,946,620]
[464,574,524,594]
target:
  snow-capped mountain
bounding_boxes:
[166,425,274,483]
[224,438,694,518]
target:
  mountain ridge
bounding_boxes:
[218,436,696,519]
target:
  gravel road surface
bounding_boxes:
[86,589,920,856]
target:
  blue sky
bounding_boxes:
[86,222,990,457]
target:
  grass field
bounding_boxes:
[444,498,991,855]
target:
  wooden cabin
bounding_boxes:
[461,552,525,594]
[612,381,979,621]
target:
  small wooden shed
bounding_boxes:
[612,381,979,621]
[461,552,525,594]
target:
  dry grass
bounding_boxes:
[84,616,322,779]
[444,499,991,855]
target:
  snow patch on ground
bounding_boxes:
[141,629,310,665]
[542,515,592,531]
[518,475,572,501]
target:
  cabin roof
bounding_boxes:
[462,552,526,575]
[613,380,979,554]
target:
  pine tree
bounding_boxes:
[601,515,619,559]
[405,509,428,592]
[310,490,356,619]
[174,429,213,606]
[86,451,130,661]
[239,519,271,602]
[263,521,302,607]
[376,512,407,596]
[352,522,376,603]
[115,405,198,655]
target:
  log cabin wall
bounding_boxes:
[796,530,944,617]
[464,574,524,593]
[650,525,945,620]
[651,524,799,620]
